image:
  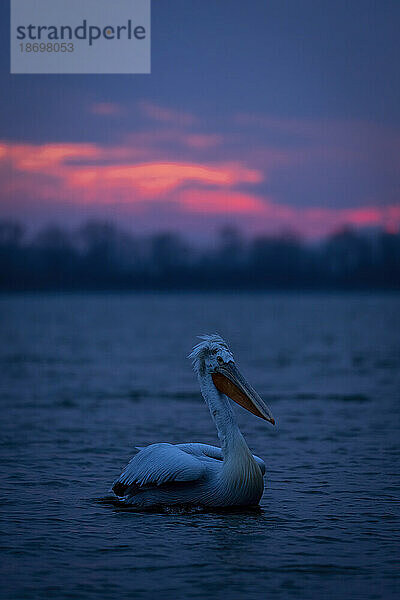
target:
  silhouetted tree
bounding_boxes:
[249,232,306,288]
[0,219,398,291]
[30,226,78,288]
[0,221,26,289]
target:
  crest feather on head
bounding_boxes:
[188,334,230,375]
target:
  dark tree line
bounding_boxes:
[0,220,399,290]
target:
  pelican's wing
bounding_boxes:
[254,455,266,475]
[176,442,224,460]
[112,443,206,496]
[177,442,266,475]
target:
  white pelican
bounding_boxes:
[112,334,275,507]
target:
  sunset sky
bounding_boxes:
[1,0,399,240]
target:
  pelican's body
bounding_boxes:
[112,335,275,507]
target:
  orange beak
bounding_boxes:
[212,362,275,425]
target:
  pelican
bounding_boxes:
[112,334,275,507]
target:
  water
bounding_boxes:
[0,293,399,600]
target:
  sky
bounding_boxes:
[1,0,399,240]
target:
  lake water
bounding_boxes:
[0,293,399,600]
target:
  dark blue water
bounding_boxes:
[0,293,399,600]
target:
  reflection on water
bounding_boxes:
[0,293,399,600]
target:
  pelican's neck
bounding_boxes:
[199,373,251,460]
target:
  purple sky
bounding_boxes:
[1,1,399,239]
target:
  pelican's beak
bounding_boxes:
[212,362,275,425]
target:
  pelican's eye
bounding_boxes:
[217,355,224,364]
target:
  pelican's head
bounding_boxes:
[188,334,275,425]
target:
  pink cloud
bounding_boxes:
[0,113,399,238]
[0,140,263,207]
[296,205,400,237]
[183,134,223,149]
[177,189,268,214]
[175,189,400,236]
[90,102,124,116]
[120,129,224,154]
[69,161,262,200]
[138,101,197,126]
